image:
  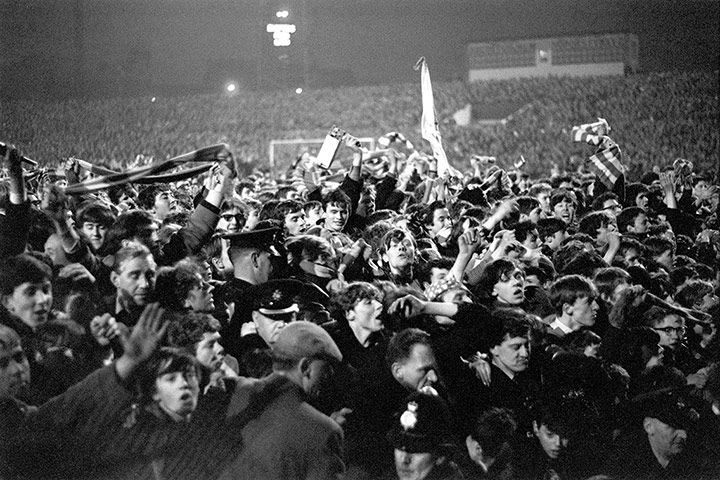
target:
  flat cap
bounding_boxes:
[632,366,700,430]
[272,321,342,363]
[634,387,700,430]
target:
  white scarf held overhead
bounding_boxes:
[415,57,450,177]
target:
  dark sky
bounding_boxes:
[1,0,718,98]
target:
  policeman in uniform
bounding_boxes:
[215,227,283,359]
[229,277,328,377]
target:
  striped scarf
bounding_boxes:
[64,143,228,194]
[572,119,624,189]
[571,118,610,146]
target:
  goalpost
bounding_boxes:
[269,137,376,175]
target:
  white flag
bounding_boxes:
[415,57,450,176]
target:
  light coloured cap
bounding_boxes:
[272,321,342,363]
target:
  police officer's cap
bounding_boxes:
[387,391,456,454]
[222,227,283,255]
[250,279,329,317]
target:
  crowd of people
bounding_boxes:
[2,71,717,179]
[0,72,719,480]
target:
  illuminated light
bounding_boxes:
[266,24,296,34]
[226,83,236,92]
[276,10,289,18]
[295,88,303,94]
[151,97,156,102]
[267,23,295,47]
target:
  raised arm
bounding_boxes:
[0,145,31,258]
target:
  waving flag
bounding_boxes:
[414,57,450,176]
[588,142,624,190]
[571,117,610,146]
[572,119,624,190]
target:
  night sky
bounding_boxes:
[1,0,718,99]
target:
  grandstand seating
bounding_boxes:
[2,71,717,179]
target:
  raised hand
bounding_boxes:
[462,352,492,386]
[214,163,235,198]
[114,303,167,379]
[90,313,122,347]
[343,134,363,153]
[659,171,675,193]
[3,144,26,203]
[58,263,96,285]
[330,407,353,427]
[458,228,483,256]
[388,294,426,319]
[41,185,69,223]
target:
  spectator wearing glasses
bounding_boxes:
[642,306,706,385]
[216,204,245,234]
[592,191,623,218]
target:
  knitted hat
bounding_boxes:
[423,275,470,302]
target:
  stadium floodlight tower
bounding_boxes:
[267,8,295,47]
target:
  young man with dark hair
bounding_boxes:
[512,220,541,251]
[515,196,545,223]
[137,184,179,222]
[529,183,552,214]
[617,206,649,237]
[414,256,454,291]
[593,267,631,307]
[379,228,422,291]
[546,275,600,338]
[643,236,676,271]
[625,182,650,209]
[618,237,645,268]
[322,188,352,234]
[578,210,621,263]
[537,217,568,257]
[550,190,577,226]
[76,202,116,252]
[591,191,623,217]
[154,260,215,313]
[274,199,308,236]
[475,308,536,425]
[302,200,324,229]
[420,200,452,245]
